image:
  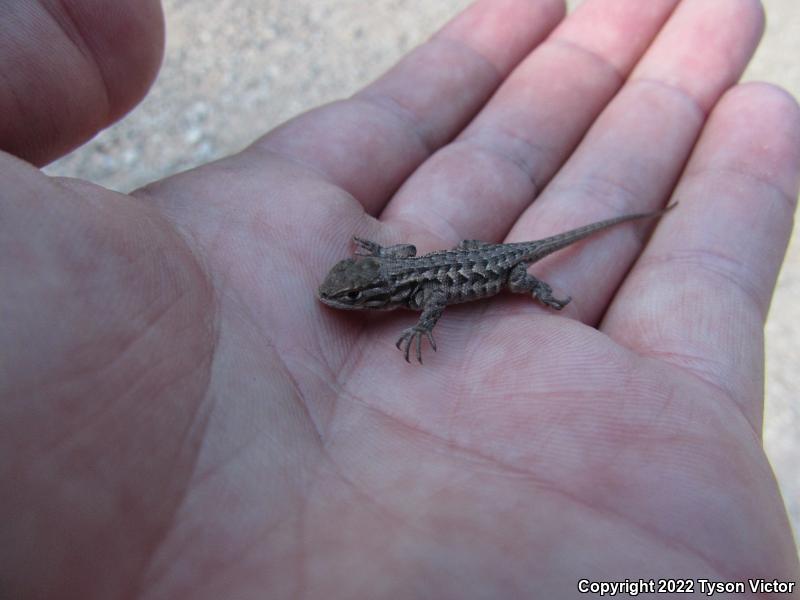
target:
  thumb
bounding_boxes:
[0,0,164,166]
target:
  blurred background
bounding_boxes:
[45,0,800,552]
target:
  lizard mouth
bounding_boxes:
[317,291,357,310]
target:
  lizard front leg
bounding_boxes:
[508,262,571,310]
[353,236,416,258]
[396,288,447,363]
[454,239,489,251]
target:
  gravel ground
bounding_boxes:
[45,0,800,553]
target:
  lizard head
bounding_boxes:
[317,257,393,310]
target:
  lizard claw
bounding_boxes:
[396,326,437,364]
[544,295,571,310]
[426,330,437,352]
[352,236,381,257]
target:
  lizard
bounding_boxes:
[317,204,675,363]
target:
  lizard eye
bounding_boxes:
[345,291,361,301]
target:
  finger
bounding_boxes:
[602,82,800,431]
[254,0,566,214]
[0,0,164,166]
[504,0,765,324]
[380,0,681,245]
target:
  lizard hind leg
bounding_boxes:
[508,262,571,310]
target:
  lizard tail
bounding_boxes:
[520,203,677,261]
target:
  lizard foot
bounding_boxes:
[353,236,382,257]
[395,326,437,364]
[540,294,571,310]
[532,281,571,310]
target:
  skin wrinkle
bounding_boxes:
[150,379,320,596]
[352,96,440,162]
[609,251,767,419]
[330,311,399,390]
[313,280,373,363]
[37,352,214,600]
[312,434,428,539]
[314,326,370,421]
[555,172,663,219]
[386,212,463,252]
[157,508,294,596]
[252,129,361,195]
[628,76,708,120]
[683,164,800,214]
[341,388,736,580]
[35,340,168,462]
[535,471,733,583]
[640,347,763,440]
[8,321,135,403]
[346,93,438,160]
[427,30,504,81]
[349,391,547,482]
[232,258,352,446]
[547,36,627,84]
[40,0,112,123]
[633,0,765,109]
[435,0,566,75]
[597,361,679,468]
[630,354,684,427]
[108,189,222,363]
[177,409,274,491]
[460,124,556,179]
[23,236,211,456]
[533,97,699,229]
[217,389,419,595]
[443,305,493,436]
[2,196,219,596]
[133,375,216,599]
[47,0,95,60]
[261,98,428,211]
[119,278,233,600]
[452,134,542,194]
[425,33,504,85]
[131,188,232,305]
[638,246,768,322]
[348,334,730,463]
[338,36,512,202]
[0,69,27,138]
[293,486,308,600]
[275,350,326,450]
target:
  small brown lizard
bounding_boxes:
[318,205,674,363]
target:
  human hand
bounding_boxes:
[2,0,799,598]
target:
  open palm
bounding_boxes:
[2,0,799,598]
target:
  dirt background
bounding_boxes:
[45,0,800,553]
